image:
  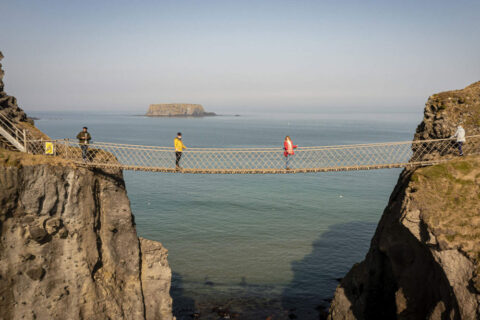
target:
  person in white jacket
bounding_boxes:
[451,125,466,156]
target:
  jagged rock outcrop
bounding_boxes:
[0,150,174,320]
[413,82,480,161]
[140,238,174,320]
[328,82,480,320]
[415,81,480,141]
[0,51,32,124]
[146,104,215,117]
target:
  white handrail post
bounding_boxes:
[23,129,27,153]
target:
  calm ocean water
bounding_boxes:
[34,110,421,319]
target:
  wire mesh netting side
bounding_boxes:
[24,135,480,173]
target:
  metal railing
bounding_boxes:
[24,135,480,174]
[0,112,27,152]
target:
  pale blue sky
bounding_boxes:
[1,0,479,112]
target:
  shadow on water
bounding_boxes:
[281,221,377,320]
[171,272,197,320]
[170,221,378,319]
[171,273,286,319]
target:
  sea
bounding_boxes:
[33,110,422,319]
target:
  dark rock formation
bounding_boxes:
[0,150,173,319]
[146,103,216,117]
[327,82,480,320]
[0,51,32,124]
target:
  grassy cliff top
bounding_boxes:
[0,148,76,168]
[410,155,480,270]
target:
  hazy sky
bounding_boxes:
[1,0,479,112]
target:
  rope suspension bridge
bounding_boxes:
[1,113,479,174]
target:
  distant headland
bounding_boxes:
[145,103,216,117]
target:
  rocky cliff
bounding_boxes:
[0,150,173,320]
[413,82,480,161]
[146,104,215,117]
[0,51,32,124]
[328,82,480,320]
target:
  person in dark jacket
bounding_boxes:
[76,127,91,161]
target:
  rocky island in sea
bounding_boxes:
[145,103,216,117]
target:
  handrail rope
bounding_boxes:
[26,135,480,152]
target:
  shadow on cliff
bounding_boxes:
[330,171,462,319]
[90,167,126,187]
[281,221,378,320]
[170,272,196,320]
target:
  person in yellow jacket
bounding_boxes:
[174,132,187,169]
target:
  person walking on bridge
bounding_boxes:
[174,132,187,170]
[283,136,297,170]
[76,127,91,161]
[451,125,466,156]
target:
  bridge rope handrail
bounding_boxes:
[29,135,480,152]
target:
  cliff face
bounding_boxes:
[0,150,173,320]
[146,103,215,117]
[328,81,480,320]
[328,158,480,320]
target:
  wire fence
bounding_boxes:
[24,135,480,174]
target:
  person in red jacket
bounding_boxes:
[283,136,297,170]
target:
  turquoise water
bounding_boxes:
[34,111,421,319]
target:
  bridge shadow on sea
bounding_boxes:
[170,221,377,320]
[281,221,377,319]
